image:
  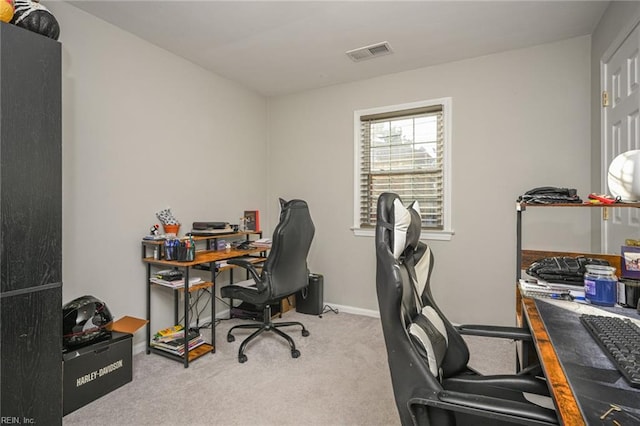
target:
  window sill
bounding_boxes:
[352,228,454,241]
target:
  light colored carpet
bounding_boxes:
[62,310,515,426]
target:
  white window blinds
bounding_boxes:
[359,105,444,229]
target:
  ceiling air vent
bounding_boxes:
[346,41,393,62]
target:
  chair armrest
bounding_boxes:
[455,324,532,341]
[444,374,549,396]
[410,390,557,425]
[227,258,264,289]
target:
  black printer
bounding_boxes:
[190,221,232,235]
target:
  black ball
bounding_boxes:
[11,0,60,40]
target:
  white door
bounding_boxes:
[603,22,640,253]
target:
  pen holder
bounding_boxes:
[164,238,195,262]
[176,245,195,262]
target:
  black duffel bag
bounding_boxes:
[526,256,610,284]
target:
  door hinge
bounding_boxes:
[603,207,609,221]
[602,91,610,107]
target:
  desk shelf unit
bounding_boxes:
[515,202,640,424]
[142,231,266,368]
[515,202,640,368]
[515,201,640,280]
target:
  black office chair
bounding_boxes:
[375,192,558,426]
[221,198,315,363]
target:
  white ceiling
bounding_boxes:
[67,1,610,97]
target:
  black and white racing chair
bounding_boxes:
[375,192,558,426]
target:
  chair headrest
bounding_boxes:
[376,193,422,259]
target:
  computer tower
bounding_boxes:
[296,273,324,315]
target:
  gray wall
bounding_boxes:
[268,36,592,325]
[48,2,269,338]
[49,0,607,342]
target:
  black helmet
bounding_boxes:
[62,295,113,348]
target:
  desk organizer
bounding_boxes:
[164,238,195,261]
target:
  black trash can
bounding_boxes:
[296,273,324,315]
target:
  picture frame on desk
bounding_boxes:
[621,245,640,279]
[244,210,260,232]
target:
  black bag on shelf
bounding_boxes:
[517,187,582,204]
[526,256,610,284]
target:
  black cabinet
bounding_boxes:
[0,23,62,424]
[1,288,62,420]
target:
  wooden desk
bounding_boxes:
[522,297,640,425]
[522,298,584,425]
[142,245,267,367]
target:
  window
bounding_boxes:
[353,98,453,240]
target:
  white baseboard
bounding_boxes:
[132,304,379,355]
[323,302,379,318]
[133,340,147,355]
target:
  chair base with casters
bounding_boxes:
[226,303,310,363]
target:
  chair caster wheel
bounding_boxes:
[302,330,310,337]
[239,354,248,363]
[227,334,235,343]
[291,349,300,358]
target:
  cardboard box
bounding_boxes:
[63,316,146,415]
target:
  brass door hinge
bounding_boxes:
[602,91,610,107]
[603,207,609,221]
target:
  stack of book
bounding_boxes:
[150,276,204,289]
[253,238,272,248]
[150,325,205,356]
[150,269,204,289]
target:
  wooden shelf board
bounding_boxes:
[149,343,214,363]
[179,282,213,292]
[218,257,266,272]
[149,281,213,292]
[186,343,214,361]
[522,298,585,425]
[518,202,640,209]
[141,231,262,245]
[143,247,267,267]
